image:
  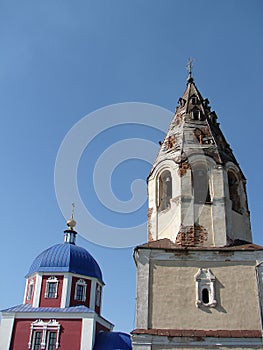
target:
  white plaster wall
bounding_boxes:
[0,314,15,350]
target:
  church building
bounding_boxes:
[131,68,263,349]
[0,214,132,350]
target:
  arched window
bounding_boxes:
[158,170,172,211]
[228,171,241,212]
[192,166,211,204]
[27,279,34,301]
[74,279,87,302]
[45,276,58,299]
[191,108,200,120]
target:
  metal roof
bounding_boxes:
[27,243,103,282]
[93,332,132,350]
[2,303,94,313]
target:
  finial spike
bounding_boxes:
[186,57,194,81]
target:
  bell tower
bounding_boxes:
[132,65,263,349]
[148,64,251,247]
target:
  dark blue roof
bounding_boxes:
[27,243,103,282]
[93,332,132,350]
[2,304,94,314]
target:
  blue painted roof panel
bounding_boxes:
[27,243,103,282]
[2,304,94,313]
[93,332,132,350]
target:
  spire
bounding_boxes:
[64,203,77,244]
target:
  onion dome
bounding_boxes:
[27,243,103,282]
[93,332,132,350]
[27,208,103,282]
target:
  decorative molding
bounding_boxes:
[194,268,217,308]
[28,319,60,349]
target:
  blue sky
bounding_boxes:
[1,0,263,333]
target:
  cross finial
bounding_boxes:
[186,57,194,81]
[66,203,76,231]
[71,202,75,219]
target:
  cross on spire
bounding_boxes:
[186,57,194,81]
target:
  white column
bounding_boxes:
[0,314,15,350]
[33,274,42,307]
[90,280,96,310]
[61,273,72,308]
[80,317,95,350]
[23,278,29,303]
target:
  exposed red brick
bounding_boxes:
[168,329,183,337]
[178,160,190,177]
[176,224,208,247]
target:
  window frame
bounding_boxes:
[195,268,217,308]
[45,276,58,299]
[27,279,34,301]
[74,278,87,302]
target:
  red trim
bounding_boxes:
[131,328,262,338]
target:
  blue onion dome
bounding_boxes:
[93,332,132,350]
[27,210,103,282]
[27,243,103,282]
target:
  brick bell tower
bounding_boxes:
[132,64,263,349]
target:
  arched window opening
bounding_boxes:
[192,167,211,204]
[158,170,172,211]
[202,288,209,304]
[195,268,217,308]
[191,95,198,105]
[192,108,200,120]
[228,171,241,212]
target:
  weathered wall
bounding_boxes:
[150,259,261,330]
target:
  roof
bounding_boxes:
[27,243,103,283]
[135,238,263,251]
[1,303,94,314]
[131,328,262,338]
[93,332,132,350]
[150,76,242,176]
